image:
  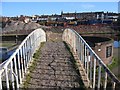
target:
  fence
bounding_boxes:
[62,28,120,89]
[0,28,46,90]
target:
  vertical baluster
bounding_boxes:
[32,34,34,56]
[5,67,9,89]
[81,41,83,63]
[82,43,85,67]
[32,32,35,53]
[27,38,30,63]
[97,65,101,89]
[80,40,82,61]
[112,82,116,90]
[14,56,19,88]
[26,39,29,63]
[87,50,90,82]
[29,37,32,60]
[0,75,2,90]
[23,44,27,73]
[25,41,28,69]
[78,38,80,59]
[17,51,22,84]
[20,47,24,79]
[34,32,36,52]
[29,37,31,61]
[73,33,74,52]
[93,57,96,88]
[10,61,15,89]
[84,46,87,70]
[104,72,107,89]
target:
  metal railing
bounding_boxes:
[62,28,120,89]
[0,28,46,90]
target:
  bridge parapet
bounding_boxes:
[0,28,46,89]
[62,28,120,89]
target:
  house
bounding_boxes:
[62,12,76,20]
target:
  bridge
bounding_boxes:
[0,28,120,89]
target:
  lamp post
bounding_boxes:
[16,30,18,44]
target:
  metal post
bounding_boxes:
[10,61,15,89]
[104,72,107,89]
[78,38,80,59]
[87,53,90,81]
[29,37,32,60]
[17,51,22,84]
[80,40,82,61]
[82,43,85,66]
[84,46,87,70]
[112,82,116,90]
[20,48,24,79]
[25,41,28,69]
[97,65,101,88]
[0,75,2,90]
[14,56,19,88]
[23,44,27,73]
[5,68,9,89]
[93,57,96,88]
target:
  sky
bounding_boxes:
[1,2,119,17]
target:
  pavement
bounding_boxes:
[25,41,84,89]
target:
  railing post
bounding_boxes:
[5,67,9,89]
[25,41,28,69]
[0,75,2,90]
[80,40,82,61]
[82,43,85,65]
[104,72,107,89]
[90,54,93,86]
[78,38,81,60]
[29,37,32,60]
[10,61,15,89]
[23,44,27,73]
[112,82,116,90]
[93,57,96,88]
[20,48,24,79]
[17,51,22,84]
[14,56,19,88]
[87,51,90,82]
[97,65,101,88]
[84,46,87,70]
[81,41,84,63]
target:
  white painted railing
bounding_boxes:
[0,28,46,90]
[63,28,120,89]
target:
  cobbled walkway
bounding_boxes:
[27,41,83,89]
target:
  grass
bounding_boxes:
[23,42,45,88]
[107,57,120,70]
[0,42,16,48]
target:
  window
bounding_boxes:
[106,46,112,58]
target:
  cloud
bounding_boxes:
[81,4,95,9]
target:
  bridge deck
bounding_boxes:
[24,41,85,89]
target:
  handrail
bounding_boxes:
[62,28,120,89]
[0,28,46,90]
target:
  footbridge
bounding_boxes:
[0,28,120,89]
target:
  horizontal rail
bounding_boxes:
[62,28,120,89]
[0,28,46,90]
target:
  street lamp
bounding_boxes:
[16,30,18,44]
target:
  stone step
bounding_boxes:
[25,41,84,89]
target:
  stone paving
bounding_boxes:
[27,41,84,89]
